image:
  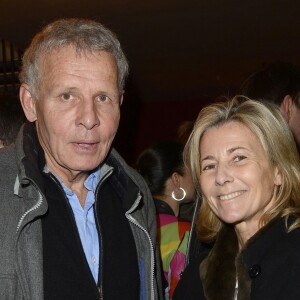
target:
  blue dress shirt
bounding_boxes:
[59,169,101,283]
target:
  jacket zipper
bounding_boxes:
[16,182,44,233]
[93,167,113,300]
[94,184,104,300]
[125,194,155,300]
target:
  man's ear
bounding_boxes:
[280,95,293,122]
[19,84,37,122]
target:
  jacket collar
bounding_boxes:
[199,224,243,300]
[15,122,141,213]
[199,218,286,300]
[154,198,175,215]
[14,122,46,195]
[105,152,141,212]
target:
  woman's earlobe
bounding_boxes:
[274,167,283,186]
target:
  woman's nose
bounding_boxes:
[215,164,233,186]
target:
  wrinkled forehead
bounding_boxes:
[36,47,118,97]
[36,46,117,84]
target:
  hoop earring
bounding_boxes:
[171,187,186,201]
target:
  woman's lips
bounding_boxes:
[218,190,245,201]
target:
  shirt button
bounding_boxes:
[92,256,97,264]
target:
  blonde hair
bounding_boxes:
[184,96,300,241]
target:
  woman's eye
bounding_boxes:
[233,155,246,162]
[202,164,215,171]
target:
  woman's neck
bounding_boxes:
[235,220,260,249]
[155,194,180,216]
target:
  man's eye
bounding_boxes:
[98,95,110,102]
[61,93,73,101]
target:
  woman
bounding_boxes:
[136,141,196,299]
[173,96,300,299]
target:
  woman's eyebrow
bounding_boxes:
[201,146,248,163]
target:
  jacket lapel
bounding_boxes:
[199,224,251,300]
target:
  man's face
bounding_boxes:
[25,46,122,181]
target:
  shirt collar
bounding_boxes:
[44,166,101,196]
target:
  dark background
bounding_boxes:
[1,0,300,164]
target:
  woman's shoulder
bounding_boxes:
[242,216,300,265]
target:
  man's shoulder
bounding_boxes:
[0,144,18,169]
[108,148,147,188]
[107,148,153,206]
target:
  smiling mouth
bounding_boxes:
[219,191,245,201]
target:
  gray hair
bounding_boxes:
[19,18,129,97]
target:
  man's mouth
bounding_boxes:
[77,142,97,147]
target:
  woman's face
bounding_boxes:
[199,121,282,231]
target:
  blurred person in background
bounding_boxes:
[136,140,196,299]
[176,120,196,222]
[240,61,300,151]
[0,92,25,148]
[176,120,194,146]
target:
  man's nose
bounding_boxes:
[76,99,100,130]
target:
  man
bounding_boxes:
[240,62,300,150]
[0,18,162,299]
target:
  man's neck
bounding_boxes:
[46,164,89,207]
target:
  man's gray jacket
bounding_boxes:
[0,123,162,299]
